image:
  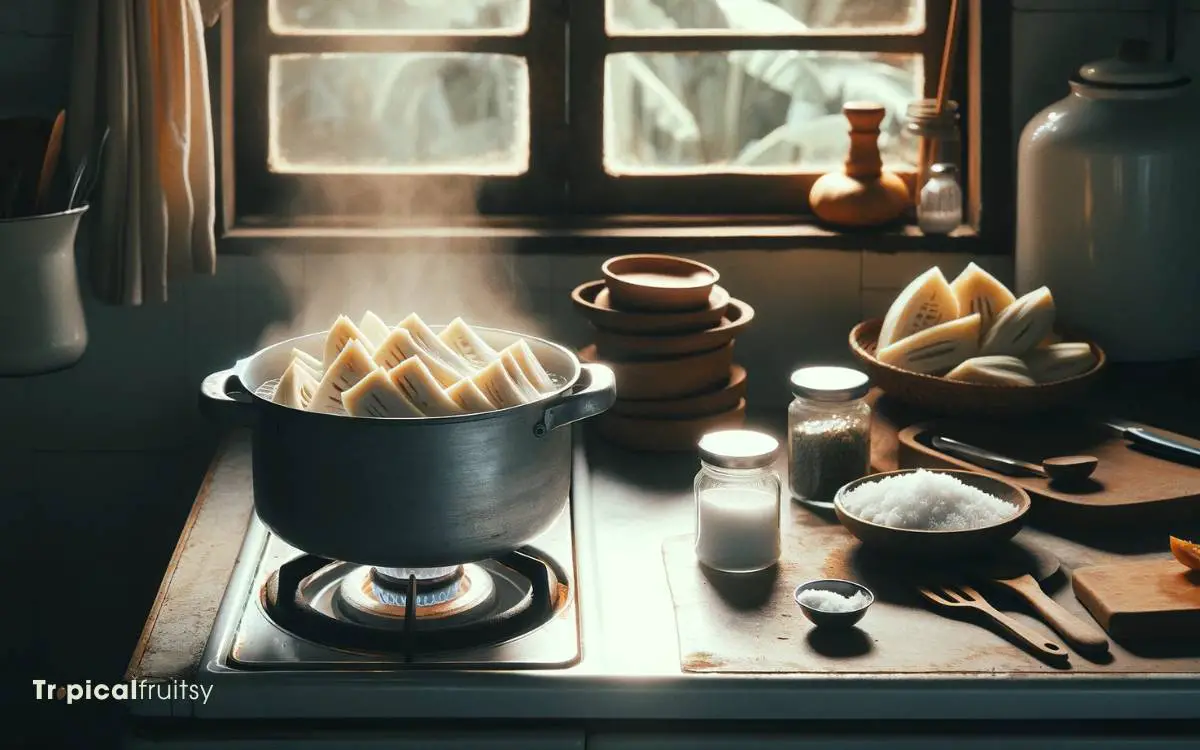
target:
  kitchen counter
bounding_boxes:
[128,393,1200,723]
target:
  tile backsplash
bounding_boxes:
[1,1,1196,744]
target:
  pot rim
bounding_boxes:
[233,324,585,425]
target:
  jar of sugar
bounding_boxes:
[694,429,782,573]
[787,366,872,508]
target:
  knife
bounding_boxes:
[1103,418,1200,466]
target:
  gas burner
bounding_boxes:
[335,564,497,629]
[259,548,565,658]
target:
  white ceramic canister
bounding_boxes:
[1015,39,1200,362]
[0,206,89,375]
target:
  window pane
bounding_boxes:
[270,0,530,34]
[607,0,924,35]
[269,53,529,175]
[603,51,921,175]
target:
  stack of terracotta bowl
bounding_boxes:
[570,254,754,451]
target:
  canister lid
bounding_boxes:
[698,429,779,470]
[790,366,870,402]
[1077,39,1189,89]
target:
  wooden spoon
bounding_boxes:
[931,435,1098,483]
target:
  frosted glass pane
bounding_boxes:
[604,51,921,175]
[271,0,530,34]
[608,0,924,35]
[270,53,529,175]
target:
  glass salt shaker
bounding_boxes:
[787,367,872,508]
[902,98,961,194]
[694,429,782,574]
[918,163,963,235]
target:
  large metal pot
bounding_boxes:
[199,325,615,568]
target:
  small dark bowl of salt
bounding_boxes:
[793,579,874,630]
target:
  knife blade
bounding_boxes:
[1103,419,1200,467]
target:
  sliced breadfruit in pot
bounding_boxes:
[499,340,556,393]
[949,262,1015,334]
[980,286,1056,357]
[446,377,496,413]
[273,360,319,408]
[290,348,324,377]
[500,349,544,401]
[877,267,959,350]
[472,358,529,409]
[357,311,392,351]
[308,339,376,414]
[1023,342,1098,383]
[387,357,464,417]
[343,367,424,418]
[397,313,478,377]
[324,315,378,364]
[374,326,463,388]
[945,355,1036,386]
[438,318,501,369]
[877,313,981,375]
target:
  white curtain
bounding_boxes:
[66,0,229,306]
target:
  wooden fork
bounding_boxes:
[920,584,1068,662]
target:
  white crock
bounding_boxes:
[0,206,89,375]
[1015,42,1200,362]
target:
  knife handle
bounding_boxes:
[1125,427,1200,465]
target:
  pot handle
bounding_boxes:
[535,363,616,436]
[199,365,258,428]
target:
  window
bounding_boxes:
[227,1,988,229]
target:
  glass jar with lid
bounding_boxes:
[694,429,782,574]
[787,366,872,508]
[901,98,961,196]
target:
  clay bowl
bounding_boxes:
[833,469,1031,559]
[610,365,747,419]
[572,280,729,334]
[596,399,747,452]
[602,254,720,312]
[593,299,754,359]
[579,343,734,400]
[849,318,1106,418]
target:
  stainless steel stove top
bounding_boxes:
[215,502,580,670]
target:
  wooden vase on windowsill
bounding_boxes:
[809,102,910,229]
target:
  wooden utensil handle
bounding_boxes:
[981,606,1068,661]
[1001,579,1109,651]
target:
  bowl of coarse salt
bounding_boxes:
[794,579,874,629]
[833,469,1031,557]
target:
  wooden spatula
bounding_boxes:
[35,110,65,213]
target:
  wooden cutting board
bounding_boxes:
[1072,559,1200,641]
[897,419,1200,523]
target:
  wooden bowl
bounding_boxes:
[571,280,729,334]
[593,299,754,359]
[579,343,734,400]
[848,318,1106,418]
[596,399,747,452]
[833,469,1031,558]
[610,365,747,419]
[602,254,720,312]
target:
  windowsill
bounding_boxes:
[221,215,997,254]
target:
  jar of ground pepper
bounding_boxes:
[787,366,872,508]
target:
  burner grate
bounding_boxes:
[261,549,561,658]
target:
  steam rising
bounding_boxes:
[257,234,545,349]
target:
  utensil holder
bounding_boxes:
[0,206,88,375]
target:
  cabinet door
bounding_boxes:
[588,736,1200,750]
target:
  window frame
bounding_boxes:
[219,0,1011,254]
[228,0,568,222]
[567,0,953,215]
